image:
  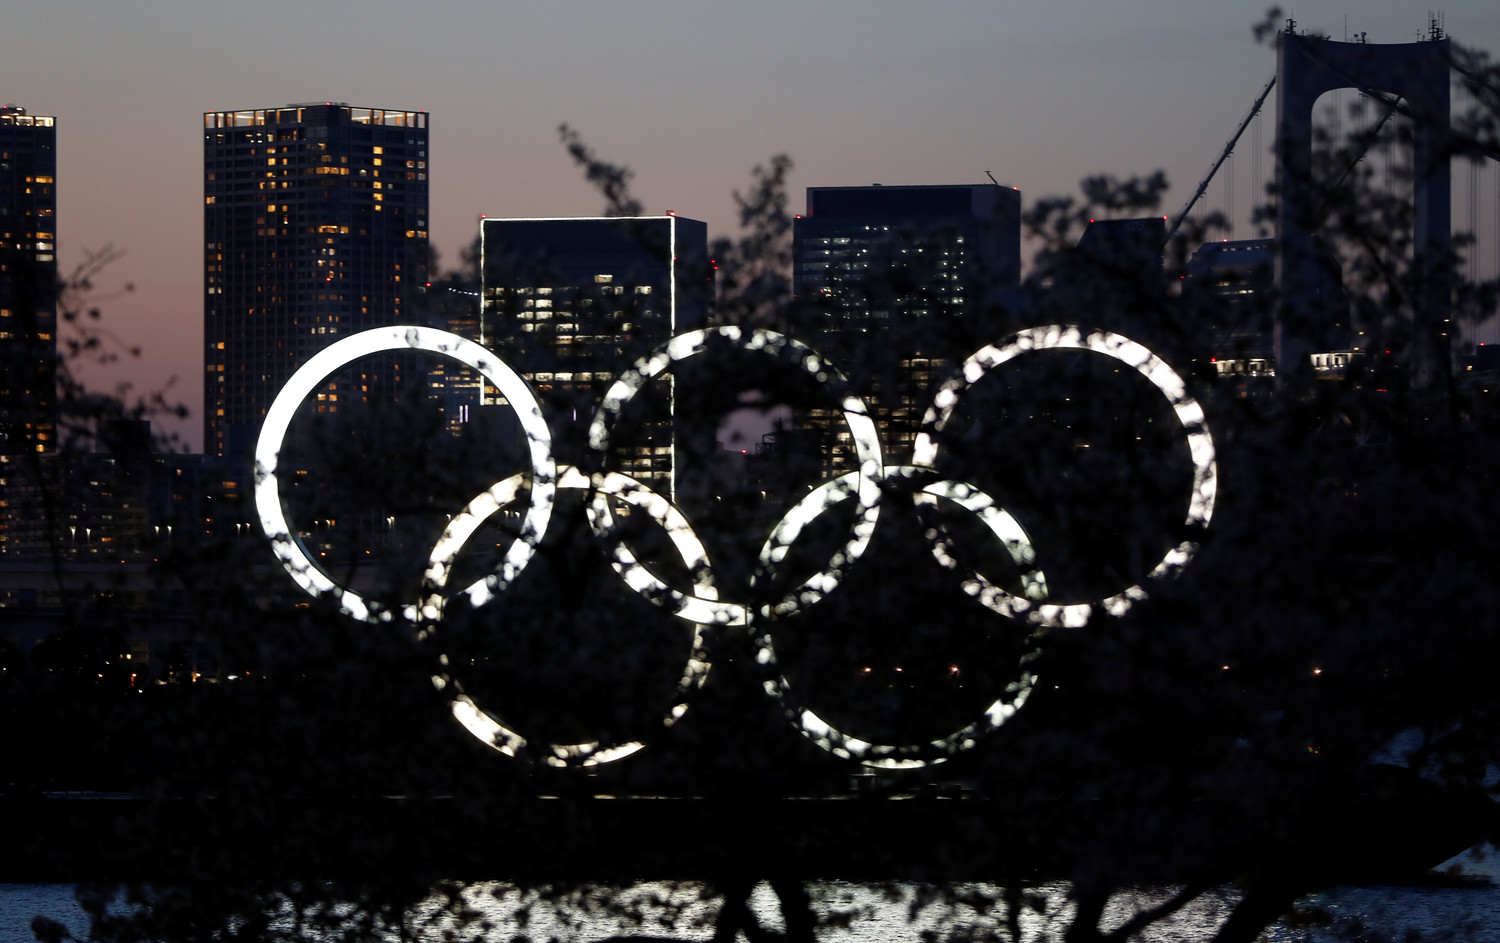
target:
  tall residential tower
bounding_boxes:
[203,103,428,458]
[0,106,57,455]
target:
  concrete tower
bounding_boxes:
[1274,30,1451,384]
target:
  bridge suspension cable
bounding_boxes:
[1165,72,1277,246]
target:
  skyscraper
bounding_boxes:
[480,215,709,493]
[0,105,57,455]
[792,184,1021,469]
[203,103,429,458]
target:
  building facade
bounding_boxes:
[480,215,709,494]
[0,106,57,456]
[1183,238,1276,379]
[791,184,1021,469]
[203,103,429,459]
[1183,237,1349,387]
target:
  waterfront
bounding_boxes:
[5,847,1498,943]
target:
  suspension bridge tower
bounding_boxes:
[1274,25,1452,385]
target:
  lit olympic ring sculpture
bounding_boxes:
[256,324,1218,769]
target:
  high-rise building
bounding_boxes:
[0,106,57,455]
[479,215,709,494]
[203,103,429,459]
[794,185,1021,307]
[791,184,1021,469]
[1183,238,1276,379]
[1075,216,1166,276]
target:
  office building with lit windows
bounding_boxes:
[792,184,1021,469]
[479,215,709,493]
[203,103,429,459]
[0,106,57,456]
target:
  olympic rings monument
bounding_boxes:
[252,320,1218,775]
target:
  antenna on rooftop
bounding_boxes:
[985,171,999,186]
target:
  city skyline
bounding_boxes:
[8,2,1500,450]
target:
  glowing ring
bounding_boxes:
[912,325,1217,628]
[254,326,556,624]
[586,326,885,622]
[580,471,746,628]
[914,475,1050,619]
[421,467,713,767]
[751,466,1045,769]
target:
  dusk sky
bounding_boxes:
[9,1,1500,449]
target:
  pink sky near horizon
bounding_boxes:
[7,1,1500,451]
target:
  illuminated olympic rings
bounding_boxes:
[255,323,1218,769]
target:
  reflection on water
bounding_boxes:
[6,850,1499,943]
[0,884,89,943]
